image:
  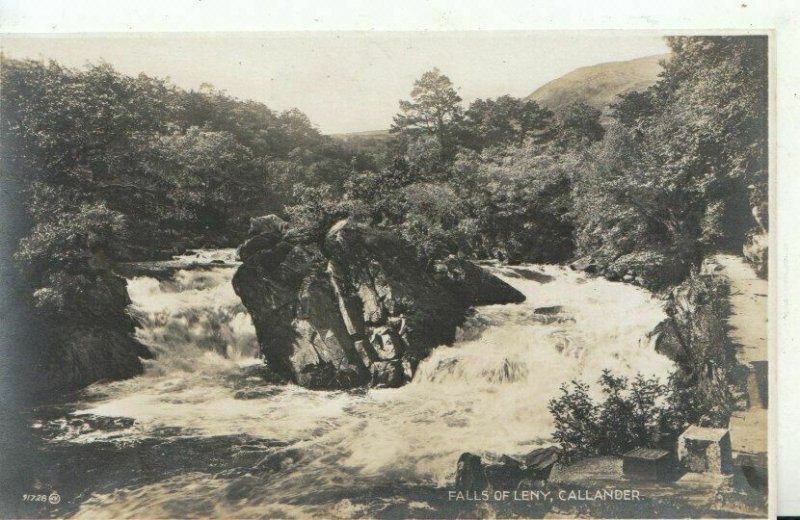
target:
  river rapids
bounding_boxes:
[31,249,674,518]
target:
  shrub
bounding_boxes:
[549,370,679,463]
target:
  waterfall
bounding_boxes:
[51,255,675,517]
[125,249,260,371]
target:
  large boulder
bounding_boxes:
[28,270,152,397]
[233,218,526,389]
[432,255,525,305]
[455,447,559,492]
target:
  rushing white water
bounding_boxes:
[62,254,674,517]
[126,250,259,368]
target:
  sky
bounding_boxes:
[1,32,669,134]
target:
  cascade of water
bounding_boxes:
[57,257,674,517]
[125,249,260,370]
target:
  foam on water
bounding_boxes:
[65,257,674,516]
[125,249,258,365]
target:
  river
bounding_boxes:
[27,249,674,518]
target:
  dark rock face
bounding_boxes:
[32,272,151,398]
[485,455,527,489]
[233,216,526,389]
[456,447,559,491]
[433,255,526,305]
[455,453,488,492]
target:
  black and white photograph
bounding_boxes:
[0,13,781,519]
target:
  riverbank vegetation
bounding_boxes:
[1,35,767,397]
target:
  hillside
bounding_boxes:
[526,54,668,114]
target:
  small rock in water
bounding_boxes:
[570,256,597,273]
[534,305,564,315]
[455,452,488,492]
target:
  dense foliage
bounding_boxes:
[0,57,352,394]
[1,34,768,396]
[549,371,672,463]
[548,369,718,463]
[571,36,768,287]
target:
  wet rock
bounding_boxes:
[237,233,282,262]
[353,339,378,368]
[433,255,525,305]
[370,326,404,360]
[29,270,153,396]
[248,214,290,237]
[370,360,404,387]
[534,305,564,315]
[234,219,525,390]
[233,240,366,388]
[482,447,559,490]
[522,446,560,476]
[647,320,687,363]
[507,267,555,283]
[234,388,285,400]
[401,358,416,381]
[570,256,597,273]
[455,453,488,492]
[323,220,468,360]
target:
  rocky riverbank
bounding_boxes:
[232,215,525,389]
[13,269,152,402]
[446,254,768,518]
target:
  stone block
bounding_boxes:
[678,425,733,474]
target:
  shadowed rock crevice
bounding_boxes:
[233,216,525,389]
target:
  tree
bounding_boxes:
[457,143,576,263]
[462,95,554,150]
[391,68,463,156]
[552,101,605,149]
[571,36,768,286]
[151,127,259,232]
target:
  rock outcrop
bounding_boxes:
[233,216,525,389]
[26,270,152,398]
[455,448,559,491]
[645,270,748,424]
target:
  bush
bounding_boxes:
[549,370,682,463]
[15,200,128,318]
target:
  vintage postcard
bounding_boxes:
[0,28,771,519]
